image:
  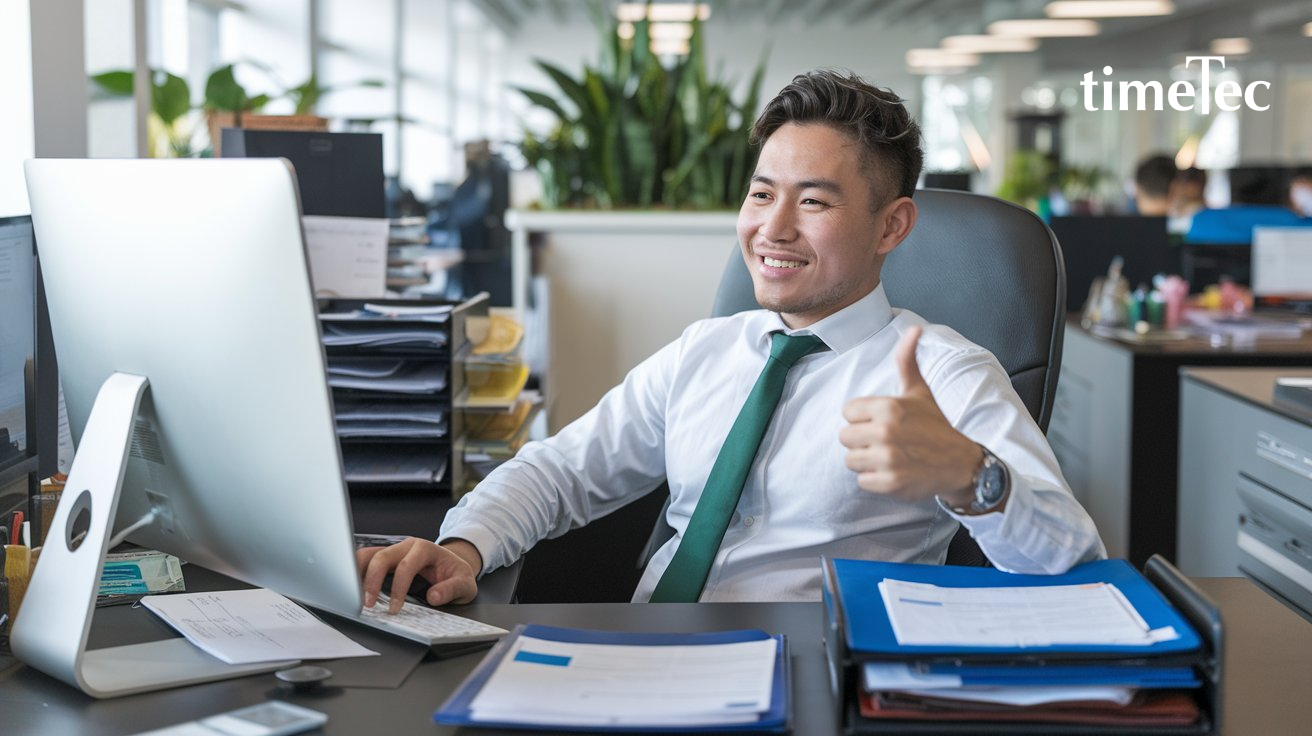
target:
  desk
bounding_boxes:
[2,573,1309,734]
[1049,318,1312,566]
[1178,368,1312,607]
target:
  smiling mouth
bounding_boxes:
[762,255,806,269]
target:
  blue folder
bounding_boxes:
[828,558,1202,658]
[434,624,791,733]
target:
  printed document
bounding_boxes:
[302,215,388,298]
[468,635,776,726]
[878,579,1180,648]
[141,589,378,664]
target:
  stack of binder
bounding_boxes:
[821,555,1222,734]
[317,294,488,494]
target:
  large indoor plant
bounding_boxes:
[516,10,767,210]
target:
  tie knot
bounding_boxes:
[769,332,827,368]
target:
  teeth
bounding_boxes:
[763,256,804,269]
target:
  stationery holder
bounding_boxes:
[821,554,1223,735]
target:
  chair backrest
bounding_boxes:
[712,188,1066,432]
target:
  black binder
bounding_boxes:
[821,554,1223,735]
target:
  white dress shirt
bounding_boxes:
[440,284,1105,602]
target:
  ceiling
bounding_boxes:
[475,0,1312,68]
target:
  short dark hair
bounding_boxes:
[1134,154,1177,199]
[751,69,924,203]
[1175,167,1207,187]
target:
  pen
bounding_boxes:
[23,520,31,548]
[11,510,23,543]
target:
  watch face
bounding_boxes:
[974,454,1008,510]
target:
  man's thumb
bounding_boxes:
[895,326,931,396]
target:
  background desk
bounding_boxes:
[2,573,1309,735]
[1178,368,1312,612]
[1049,318,1312,566]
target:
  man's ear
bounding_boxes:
[875,196,918,256]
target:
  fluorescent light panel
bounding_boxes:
[1210,37,1251,55]
[906,48,981,68]
[988,19,1101,37]
[942,35,1040,53]
[616,3,711,23]
[1045,1,1174,18]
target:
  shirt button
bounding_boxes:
[743,515,755,527]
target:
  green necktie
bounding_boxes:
[650,332,828,602]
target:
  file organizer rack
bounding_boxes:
[317,293,489,499]
[821,554,1223,735]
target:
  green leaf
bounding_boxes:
[90,70,134,96]
[204,64,248,112]
[151,70,191,125]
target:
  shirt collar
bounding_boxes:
[758,283,895,355]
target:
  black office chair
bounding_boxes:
[513,189,1065,600]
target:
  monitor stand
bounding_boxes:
[9,372,295,698]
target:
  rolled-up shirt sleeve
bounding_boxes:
[438,336,681,575]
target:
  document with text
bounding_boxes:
[878,579,1180,648]
[141,589,378,664]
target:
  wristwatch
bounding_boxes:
[951,445,1010,515]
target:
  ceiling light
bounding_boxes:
[651,39,692,56]
[1304,22,1311,37]
[942,35,1040,53]
[1210,37,1251,56]
[905,48,981,70]
[616,3,711,23]
[649,22,694,41]
[1045,1,1174,18]
[988,19,1101,37]
[618,22,635,40]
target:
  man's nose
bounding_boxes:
[759,204,796,241]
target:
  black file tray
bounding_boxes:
[317,293,489,496]
[821,554,1223,735]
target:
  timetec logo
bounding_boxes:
[1081,56,1271,113]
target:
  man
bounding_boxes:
[359,70,1104,609]
[1133,154,1176,216]
[1168,167,1207,235]
[1289,167,1312,218]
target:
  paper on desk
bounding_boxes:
[878,579,1180,648]
[468,635,776,726]
[862,664,1135,706]
[140,589,378,664]
[303,215,388,299]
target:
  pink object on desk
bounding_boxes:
[1159,276,1189,329]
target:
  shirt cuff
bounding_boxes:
[939,469,1048,567]
[436,526,501,578]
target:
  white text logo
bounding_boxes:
[1081,57,1270,113]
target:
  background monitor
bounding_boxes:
[1049,215,1172,312]
[1252,227,1312,312]
[0,215,58,490]
[18,158,363,696]
[220,129,386,219]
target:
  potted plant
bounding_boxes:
[90,63,383,157]
[515,10,767,210]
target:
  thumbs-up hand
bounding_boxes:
[839,325,983,507]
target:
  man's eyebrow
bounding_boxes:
[750,174,843,193]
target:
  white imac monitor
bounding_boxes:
[12,159,362,698]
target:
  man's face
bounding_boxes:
[736,122,889,328]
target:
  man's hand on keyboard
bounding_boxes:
[357,537,482,613]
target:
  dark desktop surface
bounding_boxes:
[220,129,386,219]
[1050,215,1172,312]
[2,570,1310,734]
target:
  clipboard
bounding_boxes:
[434,624,791,733]
[821,555,1223,735]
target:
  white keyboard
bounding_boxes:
[354,594,509,646]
